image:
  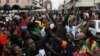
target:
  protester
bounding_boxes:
[11,45,24,56]
[24,38,45,56]
[0,4,100,56]
[45,22,78,56]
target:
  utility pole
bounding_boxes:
[94,0,95,6]
[42,0,43,7]
[62,0,65,15]
[94,0,96,9]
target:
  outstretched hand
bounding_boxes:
[69,1,76,10]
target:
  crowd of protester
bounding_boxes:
[0,4,100,56]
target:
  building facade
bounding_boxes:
[33,0,52,10]
[63,0,100,7]
[0,0,32,8]
[63,0,100,10]
[0,0,52,10]
[75,0,100,7]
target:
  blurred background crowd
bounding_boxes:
[0,1,100,56]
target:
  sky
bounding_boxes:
[51,0,64,10]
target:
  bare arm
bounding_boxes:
[45,42,58,55]
[47,29,62,45]
[75,19,84,29]
[62,2,76,26]
[80,14,90,37]
[45,22,67,48]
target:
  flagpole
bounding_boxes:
[94,0,96,8]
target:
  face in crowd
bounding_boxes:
[55,16,62,26]
[66,33,74,42]
[27,39,36,51]
[69,20,73,27]
[14,45,23,55]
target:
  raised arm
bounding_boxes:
[45,22,68,48]
[80,14,90,37]
[45,22,63,45]
[46,29,62,45]
[75,19,84,29]
[62,2,76,26]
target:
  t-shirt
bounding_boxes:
[21,19,28,26]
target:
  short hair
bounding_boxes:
[25,38,35,46]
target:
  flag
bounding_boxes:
[83,37,99,52]
[0,34,8,45]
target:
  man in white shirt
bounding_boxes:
[65,16,83,38]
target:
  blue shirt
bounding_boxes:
[65,42,78,56]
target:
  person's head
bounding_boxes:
[42,16,47,23]
[13,45,23,56]
[26,38,36,51]
[66,33,74,42]
[90,7,96,12]
[68,15,75,27]
[69,20,73,27]
[55,16,62,26]
[20,12,26,19]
